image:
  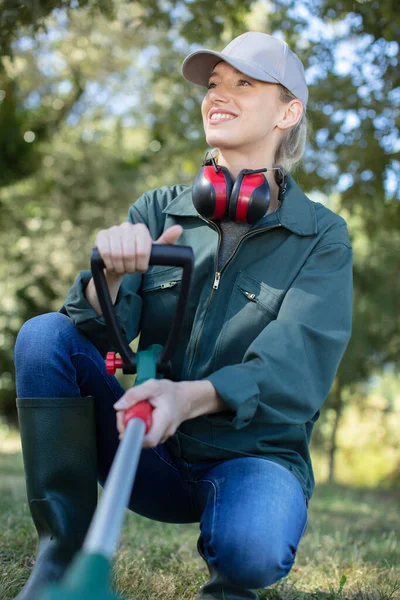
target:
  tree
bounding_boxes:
[0,0,115,57]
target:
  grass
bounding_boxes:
[0,431,399,600]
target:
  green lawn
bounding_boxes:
[0,436,399,600]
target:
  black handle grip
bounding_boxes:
[91,244,194,375]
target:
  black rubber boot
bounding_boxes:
[196,538,259,600]
[196,563,259,600]
[14,397,98,600]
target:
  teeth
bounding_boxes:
[210,113,236,121]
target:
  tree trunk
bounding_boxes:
[328,377,343,484]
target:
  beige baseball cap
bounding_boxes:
[182,31,308,108]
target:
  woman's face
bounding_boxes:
[201,61,285,152]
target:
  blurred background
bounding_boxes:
[0,0,399,490]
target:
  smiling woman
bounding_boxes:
[13,31,352,600]
[184,31,309,201]
[198,60,303,211]
[202,67,308,199]
[202,67,308,195]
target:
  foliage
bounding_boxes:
[0,0,115,57]
[311,371,400,488]
[266,0,399,201]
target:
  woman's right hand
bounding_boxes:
[95,222,183,278]
[86,222,183,315]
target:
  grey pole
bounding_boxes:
[83,417,146,558]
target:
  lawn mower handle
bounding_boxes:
[90,244,194,376]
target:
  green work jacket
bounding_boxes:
[60,174,353,501]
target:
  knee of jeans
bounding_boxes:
[14,313,74,366]
[215,542,295,589]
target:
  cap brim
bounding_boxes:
[181,50,280,87]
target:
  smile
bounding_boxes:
[209,113,238,123]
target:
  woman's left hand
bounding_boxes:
[113,379,189,448]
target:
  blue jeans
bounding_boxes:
[14,312,308,590]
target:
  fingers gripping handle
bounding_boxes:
[91,244,194,271]
[124,402,153,434]
[90,244,194,375]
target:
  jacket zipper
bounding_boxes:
[160,281,178,289]
[213,272,221,289]
[186,220,282,379]
[144,280,178,292]
[241,289,256,301]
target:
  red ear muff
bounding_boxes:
[192,158,277,224]
[229,170,271,224]
[192,164,233,220]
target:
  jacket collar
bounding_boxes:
[275,174,318,236]
[162,174,317,236]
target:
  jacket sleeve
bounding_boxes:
[204,225,353,428]
[59,194,152,356]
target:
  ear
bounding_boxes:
[276,99,303,131]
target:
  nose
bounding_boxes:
[207,84,231,104]
[208,92,230,105]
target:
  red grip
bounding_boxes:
[106,352,123,375]
[124,401,153,434]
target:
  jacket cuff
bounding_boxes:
[203,367,259,429]
[60,271,107,327]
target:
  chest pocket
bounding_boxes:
[235,271,283,318]
[213,271,285,368]
[139,266,183,347]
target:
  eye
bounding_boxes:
[206,79,252,90]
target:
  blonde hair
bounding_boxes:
[207,84,309,180]
[274,84,309,176]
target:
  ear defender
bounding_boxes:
[192,155,279,225]
[192,162,233,220]
[229,169,271,224]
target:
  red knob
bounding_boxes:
[124,401,153,434]
[105,352,123,375]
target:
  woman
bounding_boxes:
[14,31,353,600]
